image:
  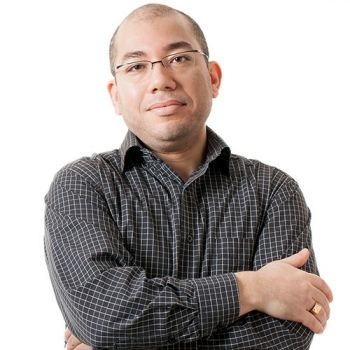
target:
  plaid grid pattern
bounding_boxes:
[44,128,317,349]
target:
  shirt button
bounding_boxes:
[168,336,176,343]
[187,235,193,242]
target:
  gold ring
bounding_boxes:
[310,302,322,315]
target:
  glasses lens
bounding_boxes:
[164,51,196,72]
[119,61,152,81]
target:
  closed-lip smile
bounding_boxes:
[147,99,185,116]
[148,99,184,111]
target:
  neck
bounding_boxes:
[153,130,207,182]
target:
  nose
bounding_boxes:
[148,60,176,91]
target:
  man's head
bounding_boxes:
[107,3,222,154]
[109,4,209,77]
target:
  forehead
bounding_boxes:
[114,13,199,61]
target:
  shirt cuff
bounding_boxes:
[192,273,240,338]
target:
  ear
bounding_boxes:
[208,61,222,98]
[107,79,121,115]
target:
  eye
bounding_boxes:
[171,54,192,64]
[125,61,149,74]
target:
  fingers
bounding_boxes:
[64,327,72,343]
[64,328,92,350]
[66,336,79,350]
[309,301,327,328]
[297,272,332,333]
[294,271,332,333]
[310,286,331,319]
[75,344,93,350]
[282,248,310,268]
[301,308,326,334]
[309,273,334,304]
[304,273,333,328]
[282,248,333,329]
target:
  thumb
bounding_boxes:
[282,248,310,268]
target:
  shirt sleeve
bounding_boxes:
[201,170,316,349]
[44,160,240,349]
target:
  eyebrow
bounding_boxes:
[120,41,193,63]
[165,41,193,52]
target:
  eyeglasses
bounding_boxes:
[114,49,208,82]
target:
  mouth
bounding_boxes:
[148,99,184,110]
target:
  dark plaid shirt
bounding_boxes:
[44,127,317,349]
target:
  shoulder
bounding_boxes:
[230,154,291,180]
[49,150,122,190]
[229,154,302,199]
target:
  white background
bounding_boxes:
[1,0,349,348]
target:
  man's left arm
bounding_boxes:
[230,177,326,348]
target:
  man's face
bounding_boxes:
[108,13,221,153]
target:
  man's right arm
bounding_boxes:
[63,249,332,350]
[44,162,239,349]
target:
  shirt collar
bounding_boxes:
[119,127,231,175]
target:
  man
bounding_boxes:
[44,3,333,349]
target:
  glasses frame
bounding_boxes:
[114,49,209,78]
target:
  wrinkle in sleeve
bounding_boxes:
[192,273,240,338]
[255,178,318,272]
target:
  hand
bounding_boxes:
[235,248,333,334]
[64,328,92,350]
